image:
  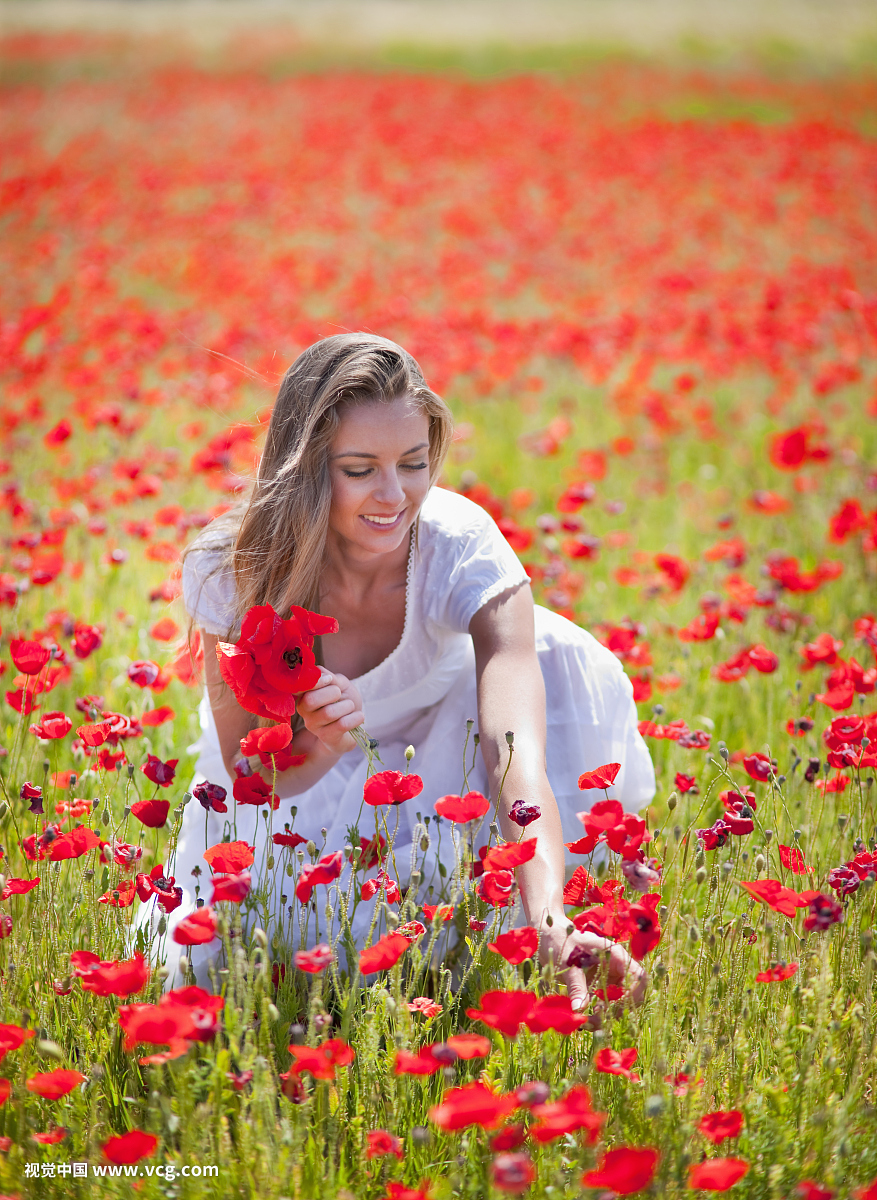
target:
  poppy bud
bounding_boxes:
[505,731,514,747]
[290,806,298,818]
[764,829,773,843]
[405,745,415,761]
[695,867,707,885]
[182,791,192,805]
[178,956,189,973]
[306,841,316,857]
[667,792,678,811]
[267,855,275,870]
[545,913,553,927]
[689,925,700,943]
[720,746,730,761]
[837,814,849,830]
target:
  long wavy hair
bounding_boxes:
[184,333,454,634]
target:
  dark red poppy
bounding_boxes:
[802,893,843,932]
[491,1153,536,1194]
[742,753,773,782]
[128,660,162,688]
[141,754,177,787]
[364,770,424,806]
[193,780,228,813]
[582,1146,659,1194]
[490,1125,527,1152]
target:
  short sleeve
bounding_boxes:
[181,542,238,638]
[419,489,530,634]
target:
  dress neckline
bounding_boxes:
[349,522,416,687]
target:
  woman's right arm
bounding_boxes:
[202,631,366,798]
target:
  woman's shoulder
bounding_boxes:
[181,527,237,636]
[419,486,498,539]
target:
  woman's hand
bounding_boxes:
[538,912,648,1023]
[296,670,365,756]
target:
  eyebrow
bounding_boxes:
[331,442,429,460]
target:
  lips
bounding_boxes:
[361,512,404,528]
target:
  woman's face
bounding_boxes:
[327,396,431,563]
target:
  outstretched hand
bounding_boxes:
[296,670,365,756]
[538,913,648,1024]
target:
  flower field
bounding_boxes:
[1,32,877,1199]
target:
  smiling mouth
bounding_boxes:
[361,512,404,527]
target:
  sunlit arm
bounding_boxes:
[469,585,567,922]
[470,587,647,1013]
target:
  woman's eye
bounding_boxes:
[341,469,372,479]
[403,461,428,471]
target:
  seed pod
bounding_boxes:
[667,791,678,811]
[695,867,707,885]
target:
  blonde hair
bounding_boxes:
[185,333,454,632]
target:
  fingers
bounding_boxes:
[561,964,590,1012]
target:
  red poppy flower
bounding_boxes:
[675,772,699,793]
[698,1110,744,1144]
[130,799,170,828]
[422,903,454,923]
[491,1152,536,1194]
[688,1158,750,1190]
[488,926,539,965]
[678,612,720,642]
[655,553,690,591]
[739,879,819,918]
[0,1078,10,1105]
[525,995,590,1036]
[273,831,308,849]
[380,1185,431,1200]
[140,705,175,727]
[778,844,812,874]
[210,870,251,903]
[364,770,424,806]
[742,753,773,782]
[854,1179,877,1200]
[240,722,293,759]
[488,1123,527,1154]
[204,841,255,873]
[141,755,177,787]
[563,865,598,905]
[127,660,162,689]
[32,1126,68,1145]
[394,1048,444,1076]
[173,906,218,946]
[434,791,490,822]
[9,638,51,676]
[582,1146,659,1194]
[296,851,344,903]
[102,1130,159,1164]
[530,1085,606,1143]
[0,876,39,900]
[71,951,150,998]
[594,1047,640,1080]
[578,762,621,790]
[408,996,443,1018]
[482,840,538,872]
[627,895,663,959]
[28,711,72,739]
[287,1038,354,1080]
[76,720,113,747]
[802,894,843,932]
[429,1081,519,1132]
[815,774,848,794]
[233,773,279,809]
[216,603,337,722]
[359,931,410,974]
[796,1182,834,1200]
[0,1024,35,1063]
[366,1129,404,1161]
[26,1069,85,1100]
[294,944,334,973]
[46,825,101,861]
[99,879,138,907]
[755,962,798,982]
[466,990,535,1038]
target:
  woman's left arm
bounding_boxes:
[470,584,647,1014]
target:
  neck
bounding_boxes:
[321,527,412,598]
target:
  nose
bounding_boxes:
[372,467,406,507]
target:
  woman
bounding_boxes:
[158,333,655,1010]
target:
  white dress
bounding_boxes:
[145,488,655,981]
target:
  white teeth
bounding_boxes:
[364,514,400,525]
